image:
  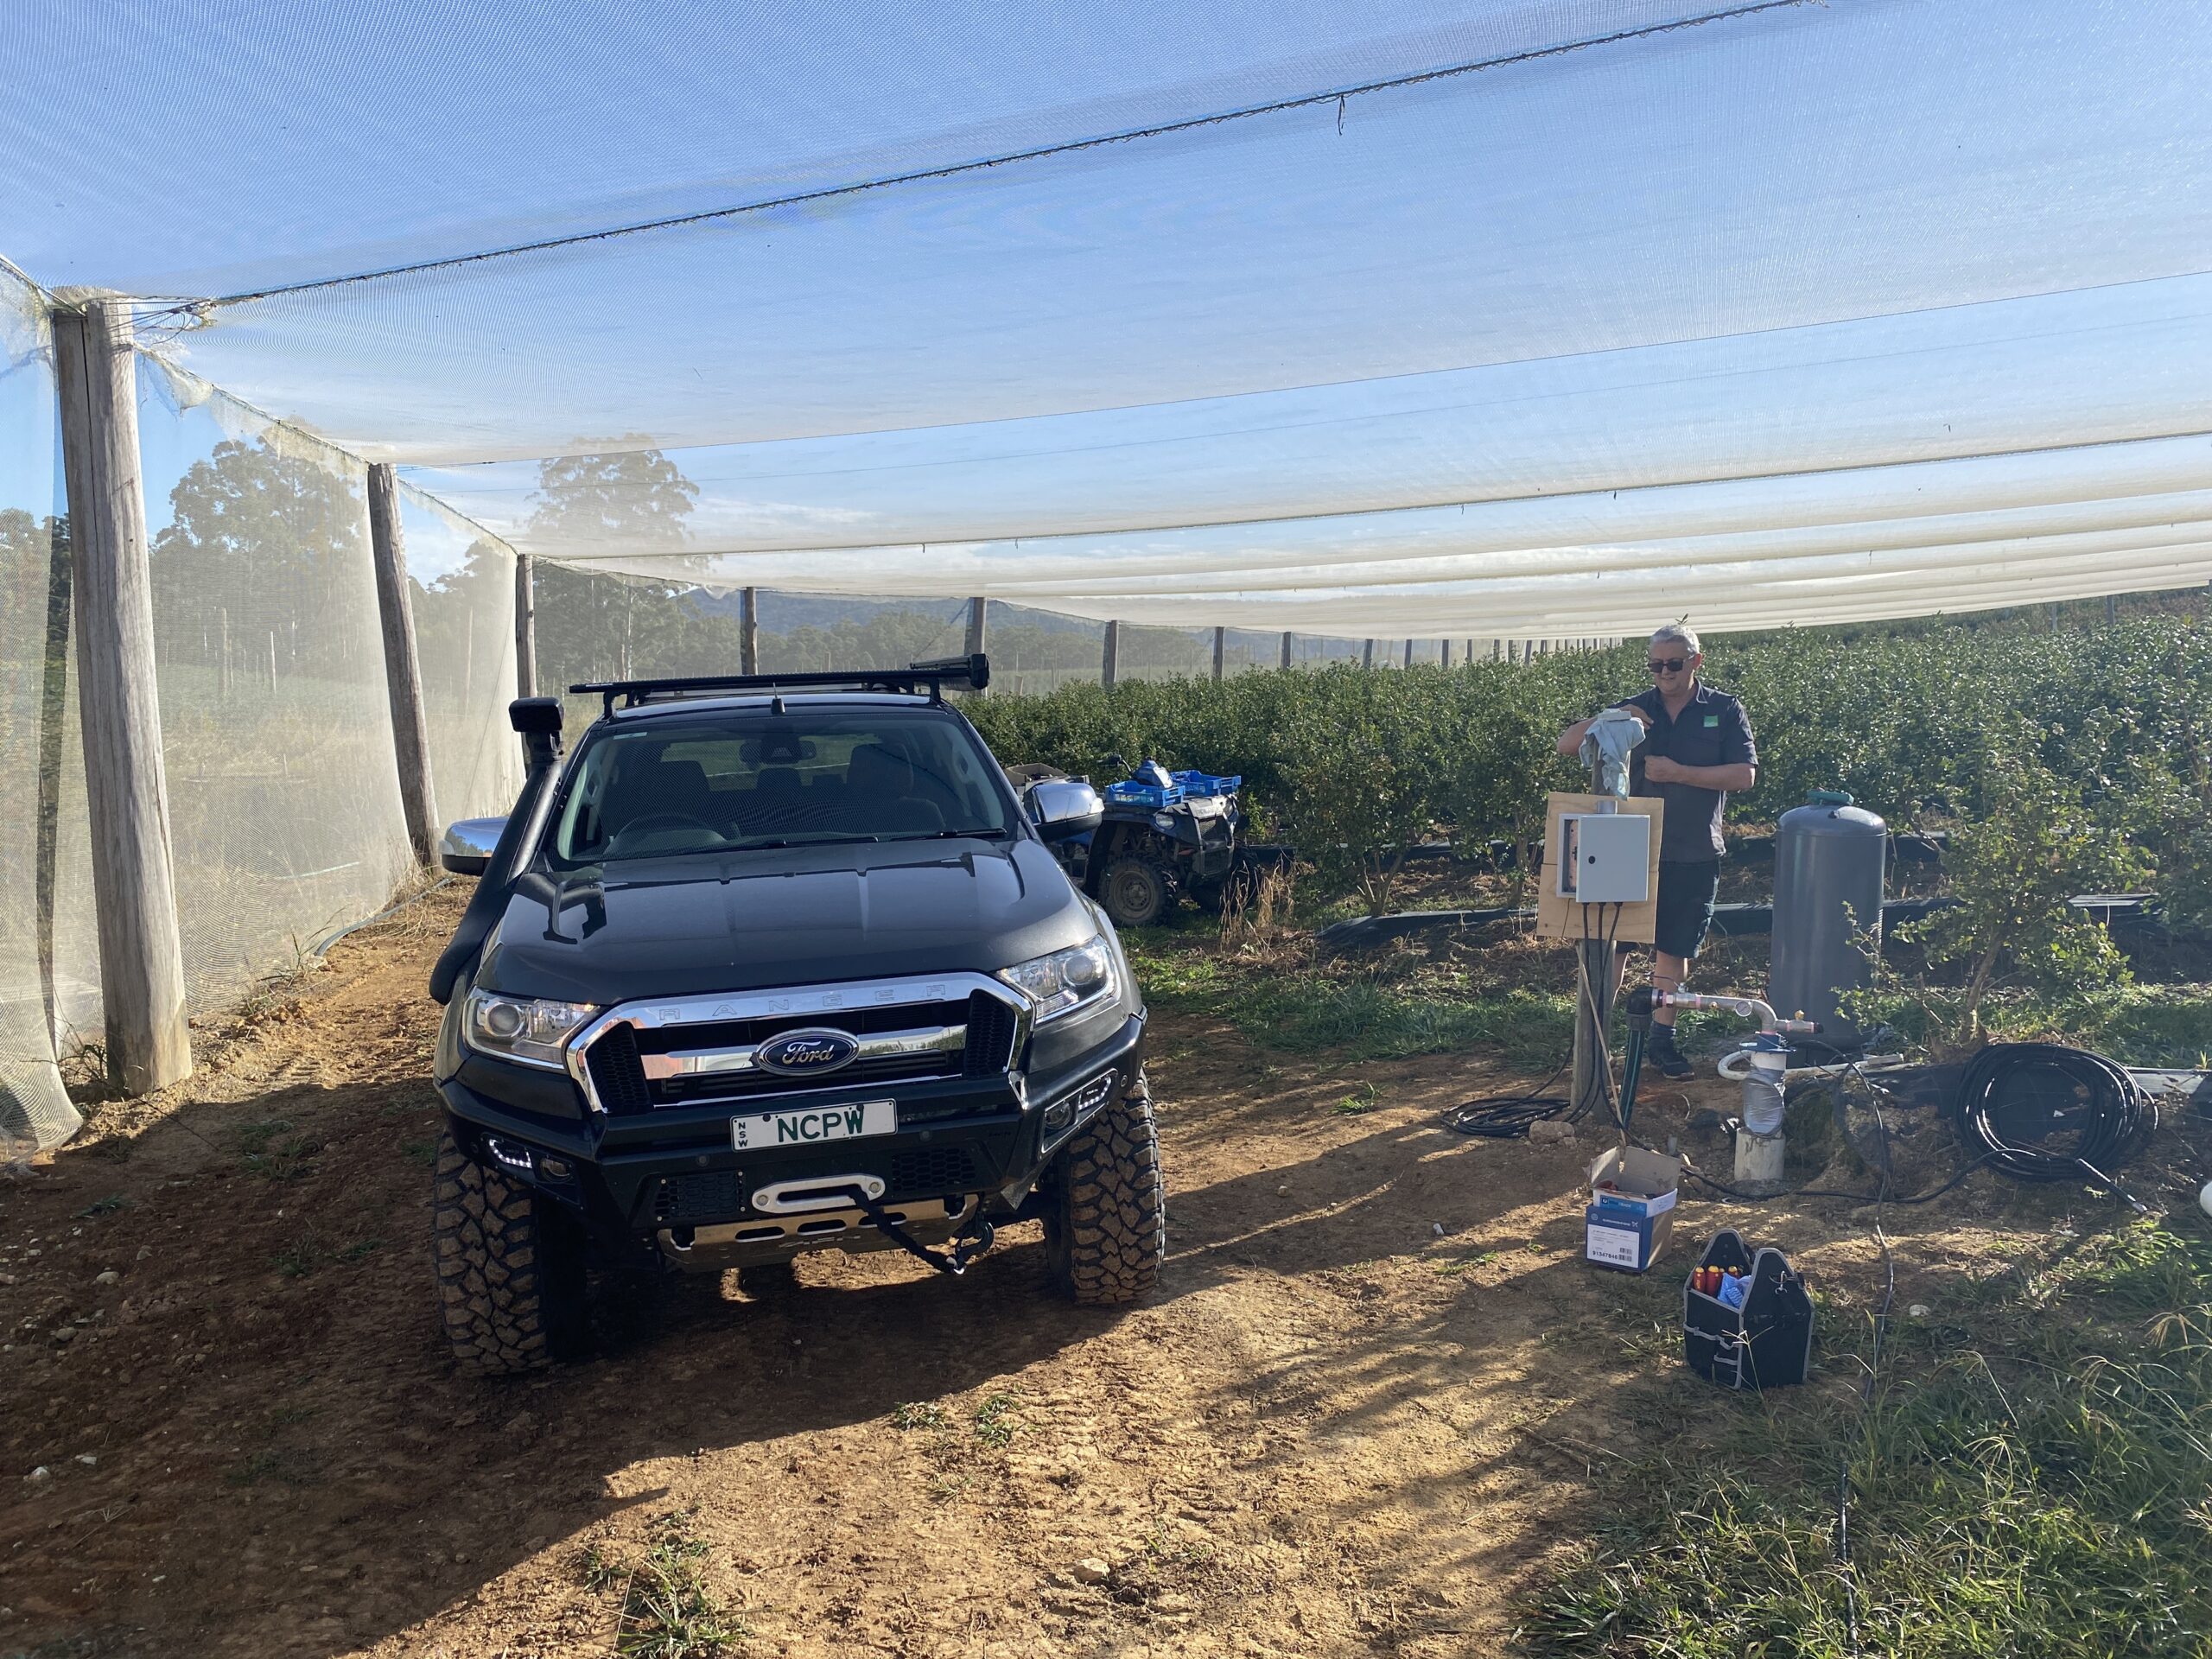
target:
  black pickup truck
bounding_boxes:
[424,656,1162,1375]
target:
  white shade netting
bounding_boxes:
[6,0,2211,634]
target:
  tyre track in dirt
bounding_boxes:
[2,885,1899,1656]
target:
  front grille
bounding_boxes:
[887,1146,979,1197]
[653,1052,952,1105]
[963,990,1019,1075]
[582,988,1026,1113]
[587,1024,653,1115]
[653,1170,747,1224]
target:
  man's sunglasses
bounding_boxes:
[1648,656,1689,674]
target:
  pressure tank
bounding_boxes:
[1770,791,1888,1049]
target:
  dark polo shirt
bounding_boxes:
[1617,682,1757,861]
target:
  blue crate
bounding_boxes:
[1105,779,1184,808]
[1104,770,1242,808]
[1171,770,1241,798]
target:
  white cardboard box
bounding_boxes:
[1586,1145,1683,1219]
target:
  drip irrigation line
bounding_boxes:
[141,0,1815,315]
[310,876,454,957]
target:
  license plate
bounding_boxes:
[731,1098,896,1151]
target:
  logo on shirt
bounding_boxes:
[1703,715,1719,726]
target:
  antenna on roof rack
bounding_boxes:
[570,653,990,718]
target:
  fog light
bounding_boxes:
[482,1135,533,1173]
[1043,1071,1118,1135]
[537,1156,573,1181]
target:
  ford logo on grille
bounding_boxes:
[754,1027,861,1076]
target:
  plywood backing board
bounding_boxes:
[1535,792,1666,944]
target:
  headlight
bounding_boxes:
[463,988,601,1069]
[998,934,1117,1025]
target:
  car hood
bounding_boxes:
[474,835,1095,1003]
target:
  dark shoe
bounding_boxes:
[1647,1028,1694,1080]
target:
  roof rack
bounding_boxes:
[570,653,991,717]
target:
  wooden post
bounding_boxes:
[1279,631,1293,671]
[1212,626,1225,681]
[1402,639,1414,669]
[1440,639,1452,669]
[366,463,439,865]
[52,298,192,1095]
[741,587,760,673]
[1363,639,1375,668]
[1103,620,1122,687]
[514,553,537,696]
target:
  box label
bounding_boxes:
[1586,1222,1643,1269]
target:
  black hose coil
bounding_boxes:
[1948,1042,2156,1185]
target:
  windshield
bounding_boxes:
[550,708,1014,864]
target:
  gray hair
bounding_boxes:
[1650,622,1701,657]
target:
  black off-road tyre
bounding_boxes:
[1042,1073,1165,1305]
[1102,856,1174,929]
[432,1127,589,1375]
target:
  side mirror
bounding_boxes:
[1103,753,1127,775]
[1029,779,1103,843]
[439,817,507,876]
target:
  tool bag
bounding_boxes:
[1681,1228,1814,1389]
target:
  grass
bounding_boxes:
[972,1392,1019,1447]
[1519,1217,2212,1658]
[891,1401,946,1432]
[1127,929,1574,1068]
[237,1117,323,1180]
[580,1510,744,1659]
[271,1228,381,1278]
[1332,1082,1382,1115]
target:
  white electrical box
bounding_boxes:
[1557,812,1652,903]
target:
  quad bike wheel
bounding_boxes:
[1102,856,1174,928]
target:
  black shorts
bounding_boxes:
[1613,859,1721,960]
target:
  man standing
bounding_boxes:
[1554,624,1757,1078]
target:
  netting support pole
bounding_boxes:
[1402,639,1414,669]
[740,587,760,674]
[2106,594,2118,626]
[1279,632,1292,671]
[1211,626,1225,681]
[52,298,193,1096]
[366,464,439,866]
[1441,640,1453,669]
[1363,639,1375,669]
[514,553,537,696]
[1102,620,1121,687]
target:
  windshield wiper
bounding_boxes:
[876,827,1008,843]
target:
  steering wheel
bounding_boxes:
[606,812,722,855]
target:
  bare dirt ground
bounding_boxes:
[0,887,2153,1658]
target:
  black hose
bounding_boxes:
[1442,1059,1573,1138]
[1948,1042,2156,1189]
